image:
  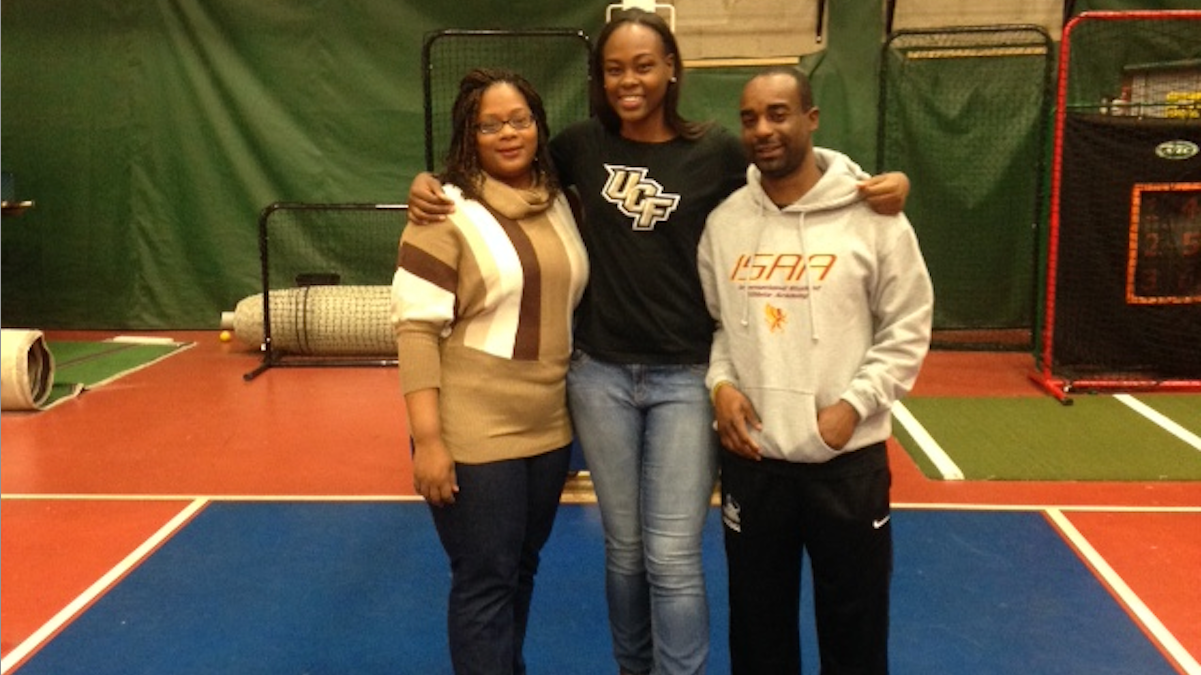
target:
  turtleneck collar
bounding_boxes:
[478,174,553,221]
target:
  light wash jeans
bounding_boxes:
[567,351,720,675]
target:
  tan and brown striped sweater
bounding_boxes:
[390,177,589,464]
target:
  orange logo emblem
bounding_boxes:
[764,303,787,332]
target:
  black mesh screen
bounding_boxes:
[421,30,591,172]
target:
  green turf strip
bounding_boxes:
[894,395,1201,481]
[42,341,187,407]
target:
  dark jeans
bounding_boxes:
[429,445,571,675]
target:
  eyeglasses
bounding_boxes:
[475,113,536,135]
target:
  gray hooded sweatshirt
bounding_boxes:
[698,148,934,463]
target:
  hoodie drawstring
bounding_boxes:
[741,200,761,328]
[796,210,819,343]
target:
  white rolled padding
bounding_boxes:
[1,329,56,411]
[228,285,394,356]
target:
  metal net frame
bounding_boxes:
[421,29,592,172]
[243,202,408,381]
[1032,11,1201,402]
[877,24,1055,351]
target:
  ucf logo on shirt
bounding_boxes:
[602,164,681,231]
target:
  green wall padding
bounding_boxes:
[2,0,1190,329]
[0,0,604,329]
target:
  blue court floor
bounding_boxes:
[10,502,1182,675]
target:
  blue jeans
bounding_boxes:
[428,446,571,675]
[568,352,720,675]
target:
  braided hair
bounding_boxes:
[439,68,559,202]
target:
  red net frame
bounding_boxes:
[1031,10,1201,402]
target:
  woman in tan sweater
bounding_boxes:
[390,68,589,675]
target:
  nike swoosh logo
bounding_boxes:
[872,515,891,529]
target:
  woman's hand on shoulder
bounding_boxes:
[858,171,910,216]
[407,172,455,225]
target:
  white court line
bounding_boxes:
[2,494,1198,513]
[892,401,964,480]
[1114,394,1201,452]
[896,502,1201,514]
[0,493,420,502]
[1046,508,1201,675]
[0,499,209,675]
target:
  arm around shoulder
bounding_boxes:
[406,172,455,224]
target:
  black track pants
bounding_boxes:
[719,443,892,675]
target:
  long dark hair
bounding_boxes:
[440,68,559,202]
[589,8,710,141]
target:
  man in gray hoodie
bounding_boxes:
[698,67,934,675]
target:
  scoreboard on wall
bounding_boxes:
[1127,182,1201,305]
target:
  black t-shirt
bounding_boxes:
[550,118,747,364]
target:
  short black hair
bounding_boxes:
[751,66,815,112]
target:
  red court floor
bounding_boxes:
[2,331,1198,673]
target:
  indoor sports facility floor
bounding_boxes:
[2,331,1198,674]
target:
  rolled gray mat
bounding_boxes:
[1,329,55,411]
[223,286,394,356]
